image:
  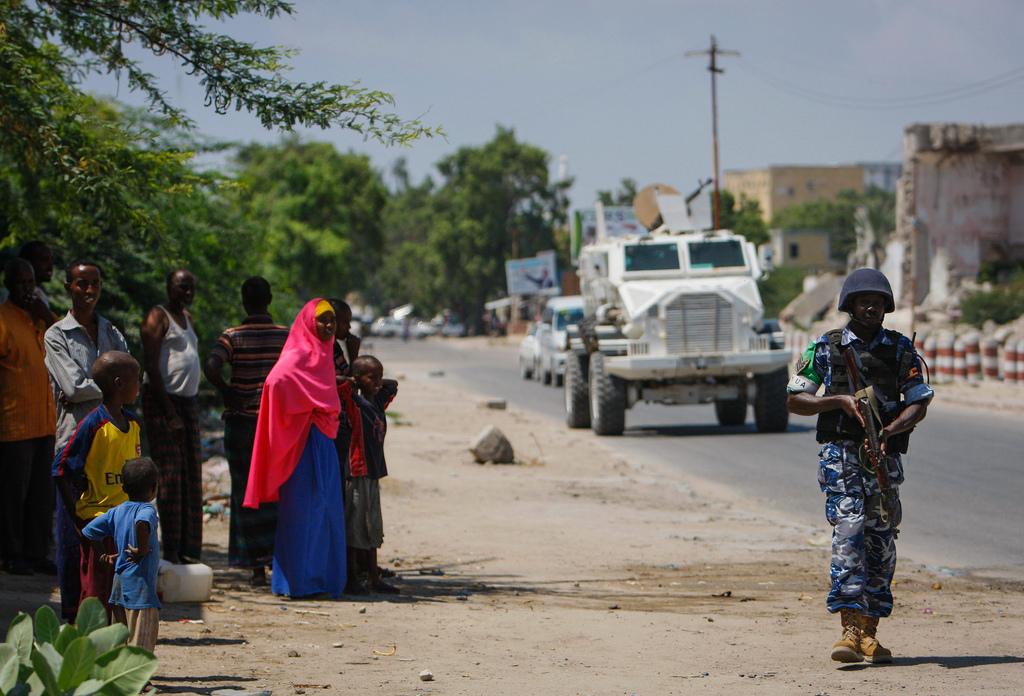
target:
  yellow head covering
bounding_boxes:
[314,299,334,317]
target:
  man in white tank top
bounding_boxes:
[140,269,203,563]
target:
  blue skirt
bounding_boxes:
[271,427,347,598]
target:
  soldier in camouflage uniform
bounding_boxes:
[786,268,933,664]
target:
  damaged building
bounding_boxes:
[894,122,1024,309]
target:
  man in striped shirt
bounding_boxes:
[204,276,288,586]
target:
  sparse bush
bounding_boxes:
[961,272,1024,327]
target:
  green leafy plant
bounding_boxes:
[960,274,1024,327]
[758,265,808,319]
[1,599,156,696]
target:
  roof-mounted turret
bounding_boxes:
[633,180,714,235]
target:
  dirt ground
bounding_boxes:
[4,350,1023,695]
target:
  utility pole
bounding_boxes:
[686,35,739,230]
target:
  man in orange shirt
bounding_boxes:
[0,258,57,575]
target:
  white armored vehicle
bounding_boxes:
[565,184,791,435]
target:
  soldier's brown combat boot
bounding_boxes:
[830,608,864,663]
[859,616,893,664]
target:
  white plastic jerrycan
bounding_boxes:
[157,560,213,603]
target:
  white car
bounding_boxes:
[370,316,402,337]
[412,320,438,339]
[517,322,542,380]
[536,296,584,386]
[441,319,466,337]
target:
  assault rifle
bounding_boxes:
[842,348,898,527]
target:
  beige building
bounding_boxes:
[769,228,838,271]
[723,165,865,221]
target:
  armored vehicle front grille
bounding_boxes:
[664,293,734,354]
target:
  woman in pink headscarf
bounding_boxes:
[245,299,346,598]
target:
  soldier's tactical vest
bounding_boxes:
[816,328,912,452]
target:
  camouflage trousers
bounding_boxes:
[818,441,903,618]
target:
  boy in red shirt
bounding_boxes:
[338,355,398,594]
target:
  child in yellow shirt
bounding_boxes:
[54,351,141,616]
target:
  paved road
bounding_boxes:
[373,337,1024,580]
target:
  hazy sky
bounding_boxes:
[83,0,1024,210]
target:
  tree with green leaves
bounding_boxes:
[377,127,570,329]
[1,0,438,249]
[771,186,895,261]
[718,189,769,245]
[232,139,389,311]
[0,100,261,355]
[1,1,438,351]
[367,159,439,312]
[597,178,638,207]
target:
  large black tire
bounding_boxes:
[519,356,533,380]
[565,352,590,429]
[714,391,748,426]
[754,367,790,433]
[541,363,553,386]
[589,353,626,436]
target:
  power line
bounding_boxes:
[748,54,1024,104]
[736,61,1024,110]
[686,35,739,230]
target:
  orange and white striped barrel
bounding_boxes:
[981,337,1000,380]
[1005,336,1019,384]
[1016,339,1024,386]
[936,332,955,383]
[964,332,981,382]
[952,335,967,382]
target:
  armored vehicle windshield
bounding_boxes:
[687,240,746,270]
[624,242,681,271]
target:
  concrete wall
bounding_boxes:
[907,151,1024,303]
[896,123,1024,307]
[1008,162,1024,250]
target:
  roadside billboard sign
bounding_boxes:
[506,250,560,296]
[598,204,645,240]
[571,205,645,263]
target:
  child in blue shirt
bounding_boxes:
[83,457,161,653]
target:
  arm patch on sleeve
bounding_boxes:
[787,373,819,394]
